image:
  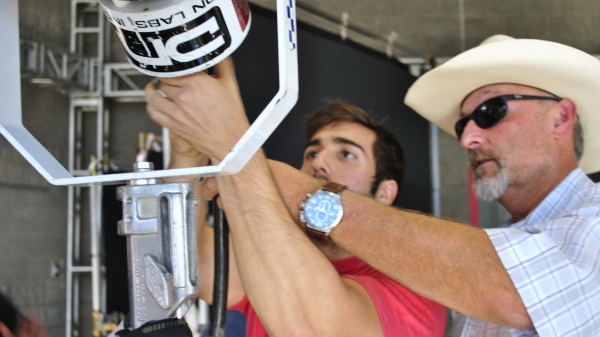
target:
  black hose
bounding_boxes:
[208,197,229,337]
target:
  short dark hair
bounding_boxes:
[305,101,405,204]
[574,115,583,160]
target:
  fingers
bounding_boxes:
[216,195,224,210]
[200,177,218,200]
[199,176,223,208]
[213,57,240,93]
[144,82,184,131]
[145,81,175,112]
[143,56,247,163]
[159,80,186,101]
[0,321,15,337]
[159,68,210,88]
[158,72,195,87]
[160,57,239,93]
[170,133,200,158]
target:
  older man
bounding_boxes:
[275,36,600,337]
[152,87,446,336]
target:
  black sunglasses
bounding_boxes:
[455,94,562,139]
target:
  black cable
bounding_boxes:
[208,197,229,337]
[116,318,191,337]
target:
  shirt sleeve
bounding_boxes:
[343,274,447,337]
[486,214,600,337]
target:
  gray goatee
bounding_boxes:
[468,151,509,202]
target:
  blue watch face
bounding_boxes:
[305,193,343,229]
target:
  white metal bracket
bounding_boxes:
[0,0,298,186]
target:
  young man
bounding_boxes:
[159,96,446,336]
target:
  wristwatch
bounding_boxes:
[299,182,347,240]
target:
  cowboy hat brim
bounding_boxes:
[404,36,600,174]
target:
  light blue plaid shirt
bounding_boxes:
[449,168,600,337]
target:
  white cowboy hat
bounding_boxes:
[405,35,600,174]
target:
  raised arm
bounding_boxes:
[218,151,383,336]
[267,160,533,330]
[145,58,384,336]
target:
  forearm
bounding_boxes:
[217,153,381,336]
[266,160,531,329]
[331,191,532,329]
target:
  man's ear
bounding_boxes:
[374,179,398,206]
[553,98,577,140]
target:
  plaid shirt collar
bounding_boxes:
[502,168,593,229]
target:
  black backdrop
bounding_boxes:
[234,4,431,211]
[104,4,431,314]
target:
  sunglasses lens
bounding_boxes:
[455,97,508,139]
[455,118,468,139]
[474,97,507,128]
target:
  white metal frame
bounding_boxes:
[65,2,107,337]
[0,0,299,187]
[103,63,148,102]
[20,39,95,91]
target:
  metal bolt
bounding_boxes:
[134,161,154,172]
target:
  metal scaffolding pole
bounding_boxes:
[66,1,106,336]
